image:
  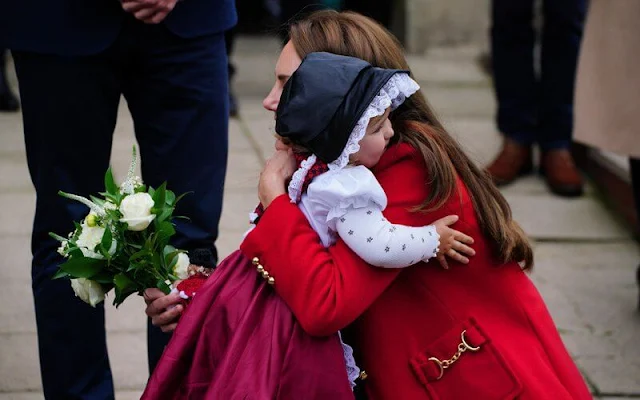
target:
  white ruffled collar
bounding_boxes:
[288,73,420,203]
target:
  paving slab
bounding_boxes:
[506,194,629,241]
[218,188,260,233]
[420,85,496,119]
[0,193,35,237]
[105,296,147,333]
[216,229,248,262]
[0,155,31,193]
[407,52,489,86]
[0,236,31,284]
[531,242,640,394]
[225,150,262,191]
[0,332,40,392]
[0,394,43,400]
[0,113,24,155]
[238,114,276,162]
[0,280,36,334]
[106,332,148,393]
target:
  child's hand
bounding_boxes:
[433,215,475,269]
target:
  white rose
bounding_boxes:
[119,192,156,231]
[172,252,191,280]
[76,223,105,258]
[75,222,117,259]
[70,278,105,307]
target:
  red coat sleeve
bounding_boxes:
[239,145,431,336]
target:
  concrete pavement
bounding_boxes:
[0,36,638,399]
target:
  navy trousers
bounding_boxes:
[491,0,586,150]
[13,16,228,400]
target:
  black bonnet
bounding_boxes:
[275,52,408,164]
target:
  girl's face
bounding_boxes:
[263,42,302,115]
[351,108,394,168]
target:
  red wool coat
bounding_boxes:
[240,142,591,400]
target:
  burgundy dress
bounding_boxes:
[141,250,354,400]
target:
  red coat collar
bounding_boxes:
[373,142,418,174]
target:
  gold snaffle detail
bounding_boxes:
[428,330,481,380]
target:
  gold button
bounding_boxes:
[256,265,264,273]
[252,257,260,265]
[267,277,275,285]
[261,270,270,279]
[359,371,368,380]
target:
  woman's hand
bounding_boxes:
[432,215,475,269]
[143,288,184,333]
[258,149,297,207]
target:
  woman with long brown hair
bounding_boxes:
[144,10,591,399]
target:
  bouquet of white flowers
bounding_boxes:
[51,147,191,307]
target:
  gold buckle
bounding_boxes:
[428,330,481,380]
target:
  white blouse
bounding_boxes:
[300,165,440,267]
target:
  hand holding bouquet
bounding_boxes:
[51,147,192,307]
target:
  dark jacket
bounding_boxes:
[0,0,236,55]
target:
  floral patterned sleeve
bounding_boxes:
[335,205,439,268]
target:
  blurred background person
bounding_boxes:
[486,0,587,197]
[226,0,326,117]
[573,0,640,309]
[0,49,19,112]
[1,0,236,398]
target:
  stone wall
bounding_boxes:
[404,0,490,54]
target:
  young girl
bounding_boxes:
[142,53,473,399]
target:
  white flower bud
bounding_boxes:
[85,212,99,227]
[172,252,190,280]
[70,278,105,307]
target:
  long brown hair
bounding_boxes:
[288,10,533,269]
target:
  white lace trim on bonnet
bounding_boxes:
[288,73,420,203]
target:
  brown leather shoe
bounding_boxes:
[485,139,533,186]
[539,149,584,197]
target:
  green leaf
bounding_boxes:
[112,272,138,307]
[52,268,70,280]
[174,191,192,206]
[165,190,176,206]
[134,184,147,193]
[127,243,143,250]
[162,246,180,274]
[102,192,118,204]
[91,270,114,284]
[155,221,175,242]
[163,245,177,257]
[60,257,105,278]
[152,183,167,211]
[99,228,113,259]
[104,167,117,195]
[114,273,135,292]
[166,251,179,273]
[156,208,174,224]
[129,248,151,262]
[90,195,106,207]
[67,246,84,259]
[113,286,137,308]
[156,278,172,295]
